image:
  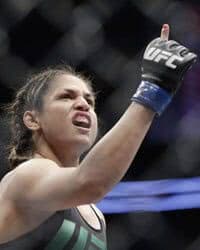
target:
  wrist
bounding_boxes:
[131,81,172,116]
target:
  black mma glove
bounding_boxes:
[132,37,197,115]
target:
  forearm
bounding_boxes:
[80,102,155,195]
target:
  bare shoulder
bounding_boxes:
[1,158,58,179]
[16,158,59,175]
[0,158,58,200]
[0,159,100,212]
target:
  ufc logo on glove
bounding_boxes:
[132,36,197,115]
[144,47,184,69]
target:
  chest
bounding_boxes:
[0,203,107,250]
[76,204,103,230]
[45,205,107,250]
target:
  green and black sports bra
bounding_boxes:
[0,205,107,250]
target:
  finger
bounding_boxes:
[160,24,170,41]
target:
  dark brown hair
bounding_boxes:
[6,66,94,169]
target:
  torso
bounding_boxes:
[0,172,106,248]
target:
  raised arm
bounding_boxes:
[79,23,197,196]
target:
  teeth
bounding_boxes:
[73,115,90,128]
[75,116,89,124]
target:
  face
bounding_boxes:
[36,74,98,155]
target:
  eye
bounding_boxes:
[59,93,73,99]
[86,98,95,107]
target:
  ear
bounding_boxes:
[23,110,41,131]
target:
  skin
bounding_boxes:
[161,24,169,41]
[0,25,170,244]
[28,74,98,167]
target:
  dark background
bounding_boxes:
[0,0,200,249]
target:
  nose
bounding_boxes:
[74,96,90,111]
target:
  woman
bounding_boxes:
[0,25,196,249]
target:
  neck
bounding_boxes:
[34,135,80,167]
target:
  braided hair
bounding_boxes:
[7,66,93,169]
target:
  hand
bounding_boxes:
[131,24,197,115]
[142,24,197,93]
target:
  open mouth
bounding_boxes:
[72,114,91,129]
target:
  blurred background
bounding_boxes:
[0,0,200,249]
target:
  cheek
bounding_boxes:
[39,108,66,133]
[91,114,98,139]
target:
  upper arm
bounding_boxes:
[6,159,100,212]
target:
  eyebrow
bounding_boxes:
[61,88,95,99]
